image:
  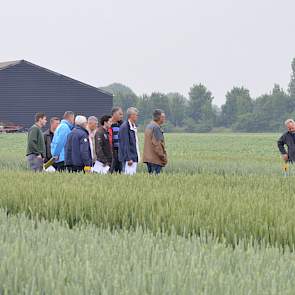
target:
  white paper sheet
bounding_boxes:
[124,162,137,175]
[44,166,56,173]
[92,161,110,174]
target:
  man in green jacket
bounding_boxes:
[26,112,47,172]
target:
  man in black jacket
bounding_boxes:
[65,116,92,173]
[110,107,124,173]
[43,117,60,164]
[95,115,113,170]
[118,107,140,175]
[277,119,295,162]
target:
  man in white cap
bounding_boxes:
[65,115,92,173]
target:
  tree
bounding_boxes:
[187,84,214,124]
[102,83,136,97]
[149,92,171,119]
[289,58,295,98]
[252,84,295,131]
[101,83,139,112]
[137,94,153,125]
[167,93,187,127]
[220,87,253,127]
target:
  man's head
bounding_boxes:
[63,111,75,125]
[100,115,112,129]
[153,109,166,125]
[285,119,295,132]
[75,115,87,129]
[111,107,124,123]
[87,116,98,131]
[35,112,47,128]
[127,107,139,124]
[50,117,60,132]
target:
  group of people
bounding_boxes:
[26,107,168,175]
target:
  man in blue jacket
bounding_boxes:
[65,115,92,173]
[118,107,140,175]
[51,111,75,171]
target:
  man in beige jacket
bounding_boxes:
[143,109,168,174]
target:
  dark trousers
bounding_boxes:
[110,149,122,173]
[146,163,162,174]
[67,165,84,173]
[54,161,66,172]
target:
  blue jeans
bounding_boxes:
[146,163,162,174]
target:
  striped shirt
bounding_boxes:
[111,122,122,149]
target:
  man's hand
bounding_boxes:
[53,156,59,161]
[283,154,288,161]
[127,160,133,166]
[37,155,42,159]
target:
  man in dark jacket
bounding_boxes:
[43,117,60,164]
[118,107,140,175]
[278,119,295,162]
[65,115,92,173]
[26,112,47,172]
[110,107,124,173]
[94,115,113,172]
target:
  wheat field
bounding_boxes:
[0,132,294,294]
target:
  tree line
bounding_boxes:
[102,58,295,133]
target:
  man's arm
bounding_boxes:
[43,133,50,160]
[51,126,67,158]
[119,124,131,161]
[278,134,288,155]
[80,136,92,167]
[95,131,108,164]
[28,127,40,155]
[151,127,166,160]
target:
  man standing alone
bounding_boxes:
[278,119,295,162]
[118,107,140,175]
[43,117,60,164]
[143,109,168,174]
[110,107,124,173]
[26,112,47,172]
[51,111,75,171]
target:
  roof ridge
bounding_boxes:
[0,59,113,97]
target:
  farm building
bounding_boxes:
[0,60,113,129]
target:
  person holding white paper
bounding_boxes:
[118,107,140,175]
[94,115,113,174]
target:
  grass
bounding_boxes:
[0,132,284,175]
[1,211,295,295]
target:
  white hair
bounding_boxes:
[88,116,98,123]
[285,119,295,126]
[126,107,139,118]
[75,115,87,126]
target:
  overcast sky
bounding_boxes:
[1,0,295,105]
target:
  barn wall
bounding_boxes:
[0,62,113,128]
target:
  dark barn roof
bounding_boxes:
[0,60,113,128]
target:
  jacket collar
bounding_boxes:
[151,120,164,133]
[128,120,137,131]
[61,119,74,130]
[76,125,89,135]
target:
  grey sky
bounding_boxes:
[1,0,294,105]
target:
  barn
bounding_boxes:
[0,60,113,129]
